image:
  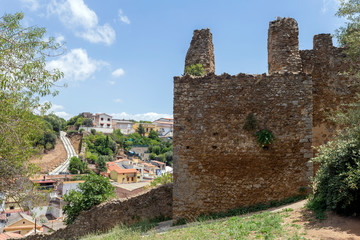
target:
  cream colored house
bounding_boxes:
[3,213,42,236]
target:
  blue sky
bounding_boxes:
[2,0,343,120]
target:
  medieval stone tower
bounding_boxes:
[173,17,357,220]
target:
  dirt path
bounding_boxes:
[30,139,67,173]
[154,200,360,239]
[282,201,360,240]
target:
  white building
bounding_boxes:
[93,113,113,128]
[80,113,114,134]
[112,119,135,135]
[153,118,173,136]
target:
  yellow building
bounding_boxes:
[132,123,156,136]
[3,197,22,213]
[107,162,140,184]
[3,213,42,236]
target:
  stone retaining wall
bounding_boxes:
[24,184,173,240]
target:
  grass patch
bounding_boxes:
[81,209,306,240]
[194,195,306,222]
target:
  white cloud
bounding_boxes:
[113,98,123,103]
[111,112,173,122]
[21,0,41,11]
[321,0,340,14]
[50,104,64,111]
[48,0,116,45]
[47,48,107,81]
[55,34,65,43]
[112,68,125,77]
[54,111,73,120]
[118,9,130,24]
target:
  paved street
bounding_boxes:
[49,131,78,175]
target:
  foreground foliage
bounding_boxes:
[307,1,360,218]
[63,173,115,224]
[0,12,63,206]
[308,102,360,217]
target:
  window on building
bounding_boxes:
[107,118,110,121]
[9,206,14,210]
[23,221,25,224]
[131,177,134,181]
[127,178,129,181]
[101,118,103,121]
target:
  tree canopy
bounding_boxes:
[62,173,115,224]
[0,12,64,203]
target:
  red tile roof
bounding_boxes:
[0,232,23,240]
[106,162,137,174]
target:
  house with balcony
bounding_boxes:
[93,113,113,128]
[80,113,114,134]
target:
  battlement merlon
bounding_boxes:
[268,17,302,75]
[184,28,215,75]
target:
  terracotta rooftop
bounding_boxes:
[107,162,137,174]
[0,232,23,240]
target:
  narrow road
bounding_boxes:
[49,131,78,175]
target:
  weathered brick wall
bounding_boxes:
[173,73,313,219]
[24,184,173,240]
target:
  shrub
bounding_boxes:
[185,63,205,76]
[308,99,360,217]
[149,173,173,188]
[91,129,96,135]
[150,152,156,160]
[63,173,115,224]
[66,130,78,135]
[68,156,87,174]
[255,129,274,147]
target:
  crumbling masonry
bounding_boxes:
[173,17,358,219]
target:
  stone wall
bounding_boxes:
[173,17,359,220]
[268,17,302,74]
[184,28,215,74]
[24,184,173,240]
[300,34,359,148]
[173,73,313,219]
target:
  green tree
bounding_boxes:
[68,156,87,174]
[0,12,63,203]
[62,173,115,224]
[137,124,145,136]
[82,118,93,127]
[152,145,161,155]
[96,155,108,172]
[150,152,156,160]
[336,0,360,64]
[148,129,160,141]
[184,63,205,76]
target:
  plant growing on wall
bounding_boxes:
[185,63,205,76]
[255,129,275,148]
[243,113,257,131]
